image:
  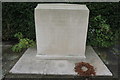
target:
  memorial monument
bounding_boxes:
[35,4,89,59]
[10,4,112,76]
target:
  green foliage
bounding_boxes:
[2,2,38,40]
[87,15,114,47]
[14,32,23,40]
[12,32,35,52]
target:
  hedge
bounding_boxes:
[2,2,120,47]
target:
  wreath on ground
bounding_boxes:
[74,62,96,76]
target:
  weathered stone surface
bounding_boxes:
[35,4,89,59]
[0,45,2,79]
[10,48,46,74]
[10,46,112,76]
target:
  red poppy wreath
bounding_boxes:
[74,62,96,76]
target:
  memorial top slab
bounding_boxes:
[35,4,89,10]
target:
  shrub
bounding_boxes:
[2,2,38,40]
[87,15,114,47]
[12,32,35,52]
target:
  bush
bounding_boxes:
[87,15,114,47]
[12,32,35,52]
[2,2,120,47]
[85,2,120,47]
[2,2,38,40]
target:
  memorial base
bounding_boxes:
[10,46,112,76]
[36,55,86,60]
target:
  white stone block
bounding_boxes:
[35,4,89,59]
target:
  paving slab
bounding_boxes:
[0,45,2,80]
[44,60,77,75]
[10,46,112,76]
[10,48,46,74]
[0,58,2,80]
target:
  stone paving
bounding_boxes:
[2,44,119,79]
[2,44,26,79]
[10,46,112,76]
[0,45,2,80]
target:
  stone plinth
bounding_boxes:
[10,46,112,76]
[35,4,89,59]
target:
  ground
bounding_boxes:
[1,41,120,80]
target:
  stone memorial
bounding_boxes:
[10,4,112,76]
[35,4,89,59]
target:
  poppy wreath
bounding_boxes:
[74,62,96,76]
